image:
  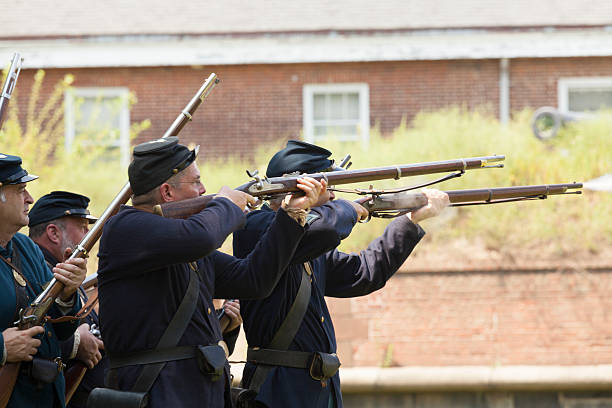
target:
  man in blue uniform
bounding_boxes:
[233,140,449,408]
[96,137,324,408]
[0,154,88,408]
[28,191,104,408]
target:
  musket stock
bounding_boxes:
[0,73,221,407]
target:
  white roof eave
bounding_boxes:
[2,30,612,69]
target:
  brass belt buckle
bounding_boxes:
[54,357,66,373]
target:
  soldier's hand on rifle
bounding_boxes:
[216,186,257,211]
[222,299,242,333]
[283,177,326,211]
[53,248,87,302]
[76,323,104,369]
[3,326,44,362]
[347,199,370,222]
[409,188,450,224]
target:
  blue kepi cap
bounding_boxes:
[0,153,38,186]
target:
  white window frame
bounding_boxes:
[303,83,370,147]
[64,87,131,166]
[558,76,612,112]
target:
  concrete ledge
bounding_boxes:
[230,364,612,392]
[339,365,612,393]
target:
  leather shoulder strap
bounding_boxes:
[248,262,312,391]
[0,248,33,324]
[130,263,200,393]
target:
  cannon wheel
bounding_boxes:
[531,106,562,141]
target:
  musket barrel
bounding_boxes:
[163,73,219,138]
[237,155,505,197]
[0,53,23,129]
[445,183,582,203]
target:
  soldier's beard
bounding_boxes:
[60,234,77,262]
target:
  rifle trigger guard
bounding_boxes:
[14,308,37,328]
[358,214,372,223]
[394,167,402,180]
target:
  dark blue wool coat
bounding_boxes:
[97,198,306,408]
[233,201,425,408]
[0,233,80,408]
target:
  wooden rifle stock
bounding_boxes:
[64,361,88,403]
[0,74,220,408]
[153,155,506,218]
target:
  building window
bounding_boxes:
[64,87,130,166]
[303,83,370,145]
[558,77,612,112]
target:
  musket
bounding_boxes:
[0,53,23,130]
[153,155,506,218]
[357,183,583,219]
[63,324,101,402]
[0,73,220,408]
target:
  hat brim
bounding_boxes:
[84,214,98,224]
[17,174,39,184]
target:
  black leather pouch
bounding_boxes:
[195,345,226,382]
[87,388,149,408]
[309,352,341,381]
[230,387,258,408]
[30,357,61,384]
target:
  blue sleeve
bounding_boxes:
[324,217,425,297]
[233,200,357,264]
[214,209,306,299]
[59,334,76,359]
[0,332,5,364]
[99,198,245,277]
[223,327,240,356]
[290,199,357,264]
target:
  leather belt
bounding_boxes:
[247,348,341,381]
[248,348,313,369]
[110,341,229,370]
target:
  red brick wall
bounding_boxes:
[328,267,612,367]
[10,56,612,158]
[510,57,612,109]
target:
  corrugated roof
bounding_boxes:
[1,0,612,38]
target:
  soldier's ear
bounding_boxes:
[46,223,62,244]
[159,183,174,203]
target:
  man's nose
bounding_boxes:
[199,183,206,195]
[24,189,34,204]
